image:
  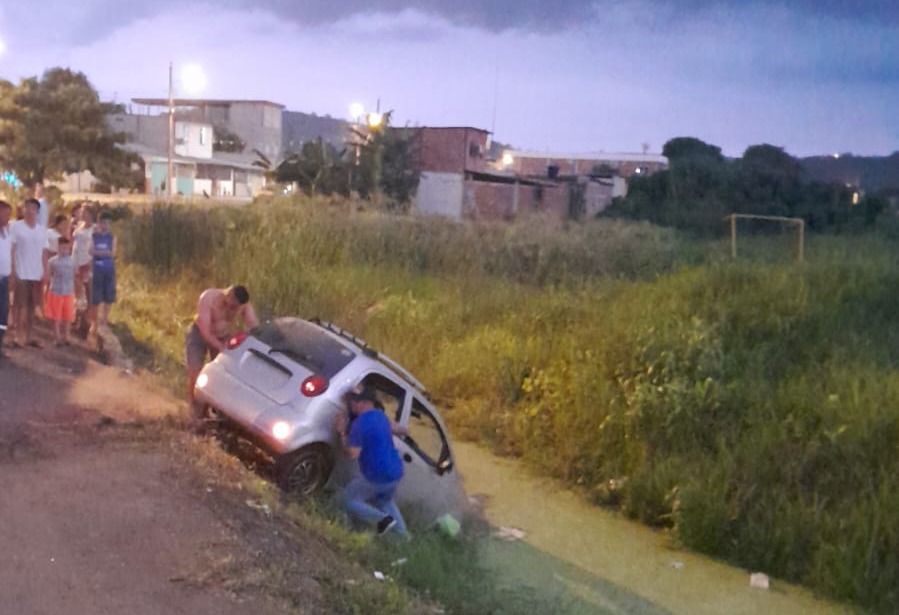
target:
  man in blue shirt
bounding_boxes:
[90,211,117,332]
[335,385,408,536]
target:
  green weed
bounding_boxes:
[116,198,899,614]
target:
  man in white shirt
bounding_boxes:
[0,200,12,358]
[10,198,49,348]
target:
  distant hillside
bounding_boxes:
[800,152,899,193]
[282,111,350,154]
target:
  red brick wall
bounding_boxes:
[417,128,490,174]
[464,180,569,221]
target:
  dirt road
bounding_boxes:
[0,331,329,615]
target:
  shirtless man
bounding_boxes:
[186,285,259,421]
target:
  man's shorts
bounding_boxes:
[14,279,41,311]
[92,268,116,305]
[185,322,227,372]
[45,291,75,322]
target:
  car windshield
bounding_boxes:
[251,318,356,379]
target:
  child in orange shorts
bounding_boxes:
[46,236,76,346]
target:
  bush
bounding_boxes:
[119,197,899,614]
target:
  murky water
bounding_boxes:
[454,441,855,615]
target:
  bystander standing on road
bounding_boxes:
[46,237,76,346]
[9,199,48,349]
[335,386,409,537]
[89,211,117,333]
[0,200,12,360]
[73,205,94,315]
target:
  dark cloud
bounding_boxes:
[257,0,599,31]
[238,0,899,31]
[4,0,898,44]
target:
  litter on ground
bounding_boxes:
[494,526,527,541]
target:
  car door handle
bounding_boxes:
[403,453,412,463]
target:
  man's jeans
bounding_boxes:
[0,276,8,350]
[342,475,408,536]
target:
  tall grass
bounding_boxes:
[121,197,899,614]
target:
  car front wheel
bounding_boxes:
[276,444,334,497]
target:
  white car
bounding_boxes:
[194,317,463,517]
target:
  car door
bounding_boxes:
[332,370,410,484]
[394,396,462,519]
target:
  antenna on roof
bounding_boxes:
[490,58,499,138]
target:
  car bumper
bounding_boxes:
[194,361,304,455]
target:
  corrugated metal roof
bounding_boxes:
[132,98,285,109]
[507,150,668,164]
[122,143,264,172]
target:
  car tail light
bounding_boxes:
[301,375,328,397]
[226,331,248,350]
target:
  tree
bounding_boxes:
[378,126,420,206]
[735,144,801,216]
[349,113,420,206]
[276,138,349,196]
[0,68,132,187]
[662,137,724,164]
[213,125,245,153]
[660,137,730,231]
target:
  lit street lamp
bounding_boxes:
[349,102,365,122]
[346,101,387,201]
[367,112,383,129]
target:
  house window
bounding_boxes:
[356,373,407,424]
[199,126,207,145]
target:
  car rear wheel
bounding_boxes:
[276,444,334,497]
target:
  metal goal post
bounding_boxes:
[725,213,805,263]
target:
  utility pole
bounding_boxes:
[167,61,174,203]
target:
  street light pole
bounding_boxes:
[167,61,174,203]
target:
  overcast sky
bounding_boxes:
[0,0,896,156]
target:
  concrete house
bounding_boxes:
[496,150,668,216]
[106,98,285,199]
[500,150,669,179]
[413,127,568,220]
[131,98,285,160]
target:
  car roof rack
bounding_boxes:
[310,318,430,397]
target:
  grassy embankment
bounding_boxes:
[117,198,898,615]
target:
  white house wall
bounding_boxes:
[194,178,213,196]
[174,121,214,159]
[414,172,464,218]
[218,180,235,197]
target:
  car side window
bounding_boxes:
[406,398,449,467]
[357,373,406,424]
